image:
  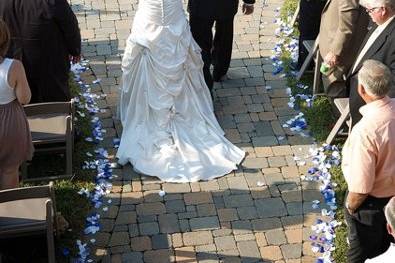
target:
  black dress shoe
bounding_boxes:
[213,72,226,82]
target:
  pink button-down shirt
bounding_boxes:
[342,97,395,198]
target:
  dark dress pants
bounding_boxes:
[297,0,326,69]
[28,74,70,103]
[189,15,234,90]
[345,195,393,263]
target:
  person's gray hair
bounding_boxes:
[358,59,392,97]
[360,0,395,10]
[384,197,395,230]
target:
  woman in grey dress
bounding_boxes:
[0,20,33,189]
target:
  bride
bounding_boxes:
[116,0,245,183]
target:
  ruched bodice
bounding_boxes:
[137,0,185,25]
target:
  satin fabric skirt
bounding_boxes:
[116,0,245,182]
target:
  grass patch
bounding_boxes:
[278,0,349,262]
[15,74,96,261]
[55,76,96,258]
[331,166,348,262]
[55,180,94,252]
[280,0,298,21]
[304,96,335,142]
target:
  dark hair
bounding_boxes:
[0,19,10,57]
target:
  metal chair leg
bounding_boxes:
[20,162,28,182]
[46,200,56,263]
[326,110,350,145]
[313,51,322,95]
[66,116,72,176]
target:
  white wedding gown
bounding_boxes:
[116,0,245,182]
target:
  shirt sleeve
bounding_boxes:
[346,126,378,194]
[331,0,361,56]
[51,0,82,56]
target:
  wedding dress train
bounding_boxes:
[116,0,245,182]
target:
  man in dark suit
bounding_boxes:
[188,0,255,91]
[0,0,81,103]
[347,0,395,127]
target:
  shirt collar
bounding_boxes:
[359,96,391,116]
[377,15,395,30]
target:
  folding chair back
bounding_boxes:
[0,182,57,263]
[23,101,74,181]
[326,98,350,144]
[296,38,323,95]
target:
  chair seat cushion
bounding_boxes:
[0,198,48,233]
[27,114,68,141]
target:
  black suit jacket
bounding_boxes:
[0,0,81,102]
[188,0,255,20]
[346,18,395,126]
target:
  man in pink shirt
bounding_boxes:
[342,59,395,263]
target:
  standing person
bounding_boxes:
[365,197,395,262]
[347,0,395,128]
[0,20,33,189]
[188,0,255,91]
[0,0,81,103]
[318,0,369,99]
[116,0,245,182]
[342,60,395,263]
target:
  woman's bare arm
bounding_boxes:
[8,60,31,105]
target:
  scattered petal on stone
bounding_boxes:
[297,161,306,166]
[92,79,101,84]
[257,181,265,187]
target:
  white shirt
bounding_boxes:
[365,243,395,262]
[352,16,395,73]
[0,58,16,105]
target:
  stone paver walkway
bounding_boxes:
[70,0,322,262]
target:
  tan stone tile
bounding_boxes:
[255,146,274,157]
[260,246,283,261]
[175,247,196,262]
[255,232,268,247]
[285,229,303,243]
[172,233,183,248]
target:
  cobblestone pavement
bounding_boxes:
[70,0,323,262]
